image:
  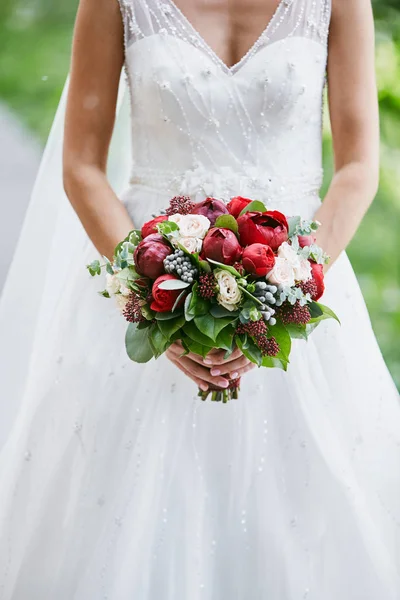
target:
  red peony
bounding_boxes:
[226,196,253,218]
[237,210,289,250]
[141,215,168,238]
[134,234,172,280]
[190,197,229,226]
[202,228,242,265]
[150,275,186,313]
[242,243,275,276]
[310,262,325,300]
[298,234,316,248]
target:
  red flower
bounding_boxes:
[141,215,168,238]
[237,210,289,250]
[202,228,242,265]
[298,234,316,248]
[226,196,252,218]
[134,234,172,280]
[310,262,325,300]
[242,243,275,276]
[191,197,229,226]
[150,275,186,313]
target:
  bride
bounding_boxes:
[0,0,399,597]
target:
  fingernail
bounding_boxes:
[218,380,229,388]
[211,369,221,376]
[200,383,209,392]
[231,372,239,379]
[204,358,212,365]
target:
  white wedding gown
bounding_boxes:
[0,0,400,598]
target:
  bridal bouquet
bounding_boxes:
[88,195,339,402]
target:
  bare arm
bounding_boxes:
[63,0,134,260]
[314,0,379,269]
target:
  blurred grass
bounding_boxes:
[0,1,399,387]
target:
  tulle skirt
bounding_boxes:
[0,187,399,600]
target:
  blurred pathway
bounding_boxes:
[0,103,41,288]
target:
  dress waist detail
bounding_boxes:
[128,164,324,204]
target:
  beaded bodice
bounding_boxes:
[117,0,331,203]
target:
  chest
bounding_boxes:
[170,0,282,68]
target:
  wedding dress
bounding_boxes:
[0,0,400,598]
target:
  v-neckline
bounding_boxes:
[164,0,290,76]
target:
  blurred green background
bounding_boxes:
[0,0,399,387]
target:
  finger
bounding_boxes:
[233,362,257,378]
[169,357,210,392]
[166,345,206,366]
[210,355,251,377]
[203,346,243,366]
[178,356,231,388]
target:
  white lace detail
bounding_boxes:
[129,164,323,203]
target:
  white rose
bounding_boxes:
[106,273,121,296]
[177,236,203,254]
[119,283,131,297]
[214,269,242,311]
[278,241,301,267]
[169,213,183,226]
[177,214,210,239]
[294,258,312,282]
[115,294,129,312]
[266,257,296,288]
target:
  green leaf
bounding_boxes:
[208,260,242,277]
[210,304,239,318]
[158,279,190,291]
[287,216,301,238]
[98,290,110,298]
[238,284,264,306]
[199,260,212,273]
[183,322,215,347]
[314,302,341,324]
[125,323,155,363]
[184,284,209,319]
[214,214,239,234]
[238,200,267,216]
[158,315,186,340]
[172,289,187,313]
[268,321,292,361]
[261,356,289,371]
[236,335,263,367]
[155,310,183,321]
[194,315,233,342]
[182,336,211,358]
[308,301,324,319]
[149,324,170,358]
[157,220,180,237]
[215,326,236,352]
[87,259,101,277]
[285,323,309,340]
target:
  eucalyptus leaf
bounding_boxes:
[172,289,187,312]
[207,259,242,277]
[238,200,267,216]
[158,279,190,291]
[214,214,239,233]
[125,323,154,363]
[287,216,301,238]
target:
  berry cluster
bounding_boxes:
[165,195,195,216]
[236,319,280,357]
[198,273,217,299]
[275,300,311,325]
[122,291,146,323]
[164,249,198,283]
[299,278,318,300]
[253,281,277,325]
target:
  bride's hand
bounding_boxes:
[166,342,255,392]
